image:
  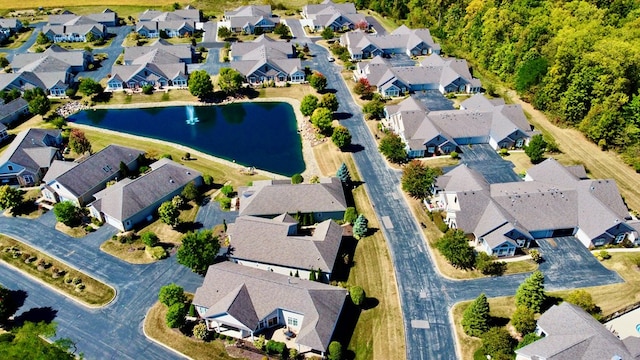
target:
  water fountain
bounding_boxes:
[185,105,199,125]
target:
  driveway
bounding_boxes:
[195,197,238,229]
[187,47,225,75]
[75,26,132,82]
[0,23,45,61]
[366,16,387,35]
[283,19,311,44]
[459,144,523,184]
[411,90,455,111]
[201,21,220,47]
[385,53,415,67]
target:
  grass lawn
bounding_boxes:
[0,234,115,307]
[99,89,199,105]
[0,29,34,49]
[144,301,239,360]
[257,84,319,102]
[100,237,152,264]
[55,222,88,238]
[313,141,406,360]
[10,188,46,219]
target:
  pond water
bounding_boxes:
[69,102,305,176]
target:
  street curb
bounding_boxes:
[142,305,194,360]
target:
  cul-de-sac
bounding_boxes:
[0,0,639,359]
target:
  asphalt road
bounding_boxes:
[75,26,132,82]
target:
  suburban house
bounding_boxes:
[226,214,344,282]
[43,9,116,42]
[223,5,278,34]
[41,145,144,206]
[106,40,190,91]
[383,94,535,157]
[340,25,441,59]
[515,302,640,360]
[354,54,482,97]
[0,128,62,187]
[229,35,305,85]
[136,6,201,38]
[193,261,347,356]
[301,0,368,31]
[0,97,29,125]
[237,177,348,221]
[88,158,201,231]
[431,158,639,256]
[0,18,23,41]
[2,45,92,96]
[0,123,8,142]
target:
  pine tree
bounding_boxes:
[336,163,351,183]
[309,269,317,281]
[515,270,546,313]
[294,270,299,278]
[461,293,491,337]
[353,214,368,239]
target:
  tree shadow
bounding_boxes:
[489,315,510,328]
[92,91,112,103]
[330,236,358,282]
[361,297,379,310]
[5,289,27,321]
[319,88,337,95]
[239,87,259,99]
[344,143,364,153]
[176,221,203,232]
[334,112,352,120]
[12,307,57,327]
[331,299,361,360]
[541,294,563,313]
[10,200,40,217]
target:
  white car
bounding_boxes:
[327,56,335,62]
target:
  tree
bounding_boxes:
[331,126,352,149]
[516,333,542,350]
[515,270,546,313]
[310,107,333,134]
[181,181,199,201]
[436,229,476,270]
[218,67,244,94]
[36,32,49,45]
[158,201,180,228]
[353,78,373,98]
[321,27,335,40]
[166,302,188,328]
[291,173,303,184]
[309,269,317,281]
[273,23,290,37]
[158,283,186,307]
[461,293,490,337]
[475,252,507,276]
[0,285,13,323]
[309,72,327,92]
[53,201,82,227]
[141,232,159,247]
[217,26,231,39]
[511,306,536,335]
[85,32,96,43]
[188,70,214,99]
[350,286,365,306]
[379,133,407,163]
[78,78,103,97]
[193,323,208,340]
[221,184,234,197]
[481,327,515,360]
[362,98,385,119]
[177,230,220,274]
[319,93,339,112]
[300,94,319,116]
[328,341,342,360]
[343,207,358,224]
[401,160,439,199]
[524,134,547,164]
[336,162,351,183]
[27,95,50,116]
[566,289,600,315]
[118,161,129,179]
[529,249,542,263]
[69,129,92,155]
[0,185,22,210]
[353,214,368,239]
[0,321,76,359]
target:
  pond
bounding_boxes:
[69,102,305,176]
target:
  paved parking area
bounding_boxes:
[459,144,523,183]
[366,16,387,35]
[412,90,455,111]
[385,53,416,67]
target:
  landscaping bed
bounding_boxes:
[0,234,115,306]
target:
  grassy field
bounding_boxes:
[0,234,115,307]
[0,29,33,49]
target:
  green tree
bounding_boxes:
[188,70,214,99]
[515,270,546,313]
[328,341,342,360]
[177,230,221,274]
[0,285,13,323]
[362,98,385,119]
[566,289,600,315]
[181,181,199,201]
[36,32,49,45]
[53,201,82,227]
[220,184,234,197]
[69,128,92,155]
[217,67,244,94]
[273,23,290,37]
[141,231,159,247]
[475,252,507,276]
[158,201,180,228]
[350,286,365,306]
[309,269,317,281]
[461,293,490,337]
[481,327,515,360]
[300,94,319,116]
[331,126,352,149]
[401,160,439,199]
[524,134,547,164]
[27,95,50,116]
[166,302,188,328]
[310,107,333,135]
[336,162,351,183]
[0,185,22,210]
[516,333,542,350]
[78,78,103,97]
[0,56,8,69]
[217,26,231,39]
[85,32,96,43]
[511,306,536,335]
[379,133,407,163]
[0,321,76,359]
[353,214,368,239]
[193,323,208,340]
[309,72,327,92]
[343,207,358,224]
[158,283,187,307]
[436,229,476,270]
[321,27,335,40]
[319,93,339,112]
[291,173,304,184]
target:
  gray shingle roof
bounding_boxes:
[516,302,640,360]
[0,98,28,119]
[238,177,347,217]
[193,261,347,352]
[0,128,61,175]
[124,40,192,64]
[225,5,272,18]
[227,215,344,273]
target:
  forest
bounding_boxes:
[352,0,640,169]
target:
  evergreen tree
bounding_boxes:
[511,306,536,335]
[294,270,299,278]
[309,269,317,281]
[515,270,546,313]
[336,163,351,183]
[461,293,491,337]
[353,214,368,239]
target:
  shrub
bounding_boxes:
[350,286,365,306]
[193,322,208,340]
[529,249,542,263]
[166,302,188,328]
[72,277,82,285]
[253,334,266,350]
[219,197,231,210]
[343,207,358,224]
[598,250,611,260]
[450,151,459,159]
[203,174,213,186]
[475,252,507,276]
[146,246,167,260]
[172,195,184,208]
[291,173,303,184]
[158,283,186,307]
[265,340,287,356]
[220,184,234,197]
[328,341,342,360]
[188,303,196,317]
[511,306,536,335]
[84,225,95,233]
[141,84,153,94]
[499,148,509,156]
[141,232,159,247]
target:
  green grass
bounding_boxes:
[0,29,34,49]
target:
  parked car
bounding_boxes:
[327,56,335,62]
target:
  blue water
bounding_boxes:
[69,102,305,176]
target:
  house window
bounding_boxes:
[23,175,34,184]
[594,238,605,246]
[287,317,298,327]
[516,138,524,148]
[615,233,626,244]
[7,165,13,171]
[267,316,278,327]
